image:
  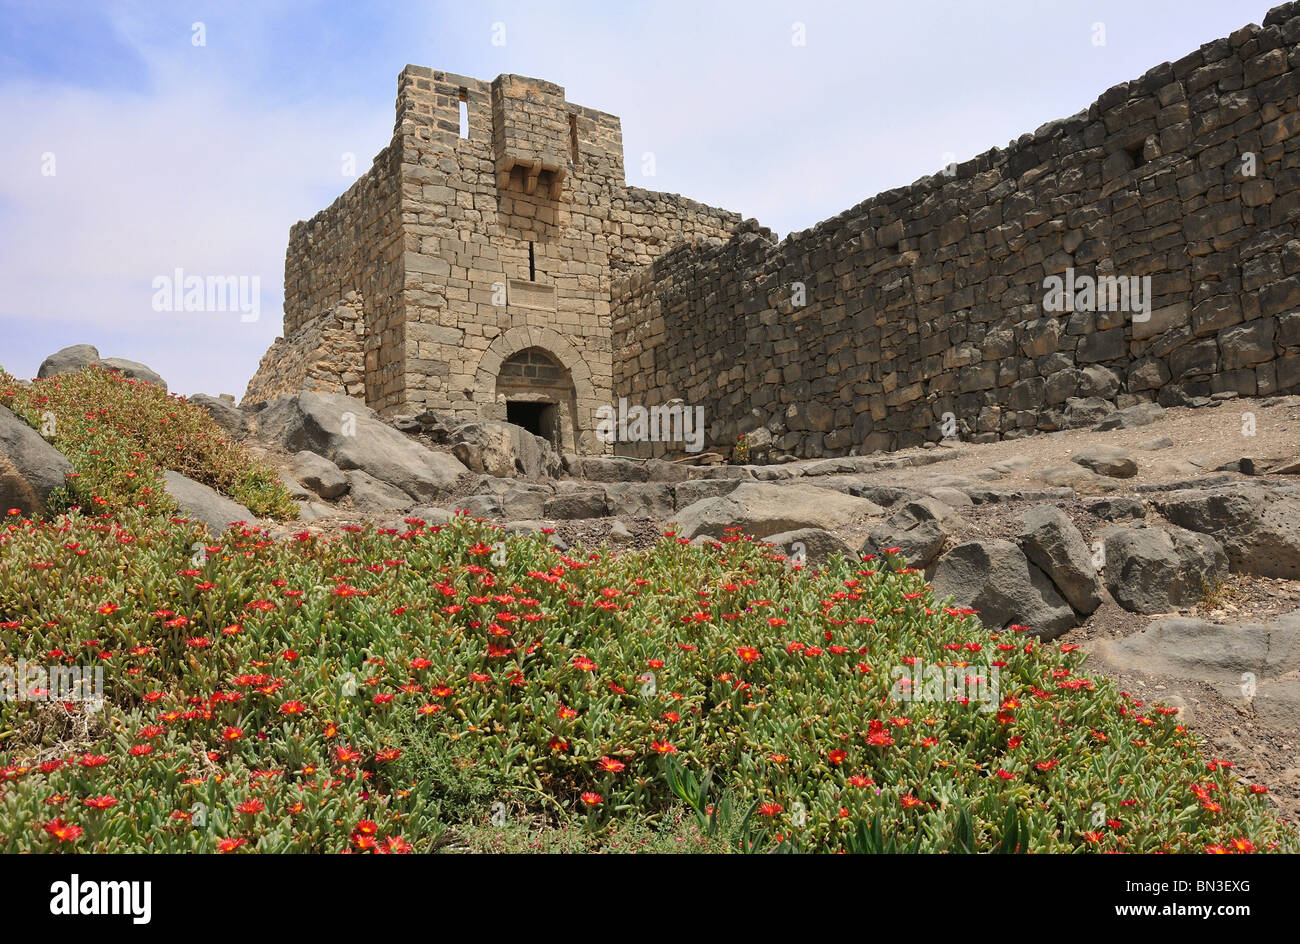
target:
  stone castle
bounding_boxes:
[246,2,1300,458]
[243,67,740,454]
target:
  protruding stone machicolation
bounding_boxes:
[249,2,1300,460]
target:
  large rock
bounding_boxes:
[189,394,249,440]
[671,482,883,540]
[254,392,466,501]
[1101,525,1229,613]
[0,405,73,517]
[35,345,168,391]
[345,470,413,513]
[97,357,167,391]
[1062,397,1116,428]
[448,420,561,479]
[672,479,742,509]
[290,451,349,500]
[930,539,1077,639]
[543,483,609,519]
[1093,611,1300,728]
[1095,611,1300,684]
[37,344,100,379]
[1016,505,1103,614]
[862,497,958,569]
[765,528,854,566]
[163,470,256,534]
[1093,402,1165,431]
[1070,445,1138,478]
[580,457,649,482]
[1037,464,1117,493]
[606,482,675,518]
[1153,484,1300,579]
[278,471,312,501]
[1086,497,1146,521]
[464,477,553,519]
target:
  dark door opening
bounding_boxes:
[506,400,558,443]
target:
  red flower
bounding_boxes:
[217,837,248,852]
[828,749,847,766]
[597,756,625,773]
[865,719,894,747]
[736,646,761,663]
[236,798,265,815]
[650,740,676,754]
[83,795,118,810]
[44,818,83,843]
[580,792,603,806]
[759,802,784,817]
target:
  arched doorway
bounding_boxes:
[474,325,605,454]
[494,347,578,452]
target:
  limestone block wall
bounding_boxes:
[613,2,1300,458]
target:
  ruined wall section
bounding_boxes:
[242,140,403,407]
[613,2,1300,458]
[242,295,367,404]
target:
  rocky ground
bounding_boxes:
[10,354,1300,826]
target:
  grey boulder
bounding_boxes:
[37,344,100,379]
[862,497,958,569]
[930,539,1077,639]
[671,482,883,540]
[290,451,349,501]
[1153,484,1300,579]
[255,392,467,501]
[190,394,249,440]
[449,420,561,479]
[36,345,167,391]
[1071,445,1138,478]
[1100,524,1229,613]
[163,470,256,534]
[1016,505,1103,614]
[345,470,413,513]
[0,405,73,517]
[97,357,167,391]
[764,527,855,566]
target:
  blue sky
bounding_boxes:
[0,0,1268,398]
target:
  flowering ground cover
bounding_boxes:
[1,367,297,520]
[1,507,1293,853]
[0,373,1294,853]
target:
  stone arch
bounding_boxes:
[474,326,599,453]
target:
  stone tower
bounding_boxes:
[245,66,741,453]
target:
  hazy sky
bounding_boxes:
[0,0,1269,397]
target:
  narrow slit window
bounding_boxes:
[528,242,536,281]
[568,114,579,163]
[458,88,469,138]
